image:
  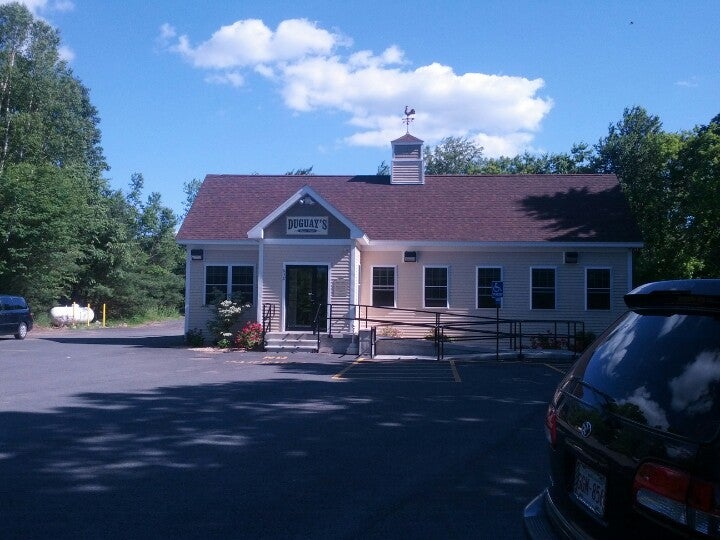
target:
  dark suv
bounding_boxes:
[0,295,33,339]
[525,279,720,538]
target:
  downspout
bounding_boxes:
[256,239,264,324]
[183,248,191,335]
[349,242,359,335]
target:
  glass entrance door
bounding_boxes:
[285,265,328,331]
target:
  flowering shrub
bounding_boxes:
[531,331,568,350]
[234,321,264,350]
[377,325,402,338]
[208,299,250,345]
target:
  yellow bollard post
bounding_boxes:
[103,303,106,328]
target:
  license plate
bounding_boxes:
[573,461,606,517]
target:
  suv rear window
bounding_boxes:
[576,311,720,442]
[2,297,27,310]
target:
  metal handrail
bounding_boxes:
[327,303,585,360]
[266,300,586,360]
[311,302,324,352]
[261,303,276,346]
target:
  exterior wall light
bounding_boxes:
[299,195,315,205]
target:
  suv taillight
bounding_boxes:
[633,462,720,536]
[545,404,557,447]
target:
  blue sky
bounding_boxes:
[8,0,720,216]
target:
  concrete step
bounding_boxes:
[265,333,319,353]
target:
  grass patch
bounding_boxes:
[115,306,183,327]
[33,307,183,330]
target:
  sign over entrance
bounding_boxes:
[287,216,329,235]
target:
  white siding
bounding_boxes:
[262,243,353,334]
[185,246,259,339]
[359,248,631,335]
[186,243,633,340]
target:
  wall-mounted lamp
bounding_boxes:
[190,249,204,261]
[403,251,417,262]
[298,195,315,205]
[564,251,579,264]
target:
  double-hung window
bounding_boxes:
[205,265,254,306]
[424,267,448,308]
[372,267,396,307]
[586,268,611,310]
[531,267,555,310]
[477,267,502,308]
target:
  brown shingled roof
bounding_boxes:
[176,174,642,244]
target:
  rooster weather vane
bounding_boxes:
[403,105,416,133]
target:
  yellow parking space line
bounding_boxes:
[449,360,462,383]
[332,357,365,380]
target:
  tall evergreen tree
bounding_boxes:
[0,3,108,309]
[0,4,184,319]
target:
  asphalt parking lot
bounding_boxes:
[0,321,568,539]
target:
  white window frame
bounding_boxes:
[423,265,449,309]
[371,265,397,308]
[204,264,256,306]
[530,266,556,310]
[585,267,612,311]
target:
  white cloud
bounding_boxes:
[170,18,343,69]
[620,386,669,431]
[161,17,553,156]
[58,44,74,62]
[675,76,699,88]
[670,351,720,414]
[205,71,244,88]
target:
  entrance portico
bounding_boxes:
[284,264,328,332]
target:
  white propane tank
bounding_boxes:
[50,303,95,326]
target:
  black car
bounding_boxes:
[0,294,33,339]
[525,279,720,538]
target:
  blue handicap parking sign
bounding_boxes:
[491,281,504,299]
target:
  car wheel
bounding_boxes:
[14,322,27,340]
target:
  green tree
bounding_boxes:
[591,106,684,282]
[285,166,314,175]
[0,163,85,305]
[182,177,202,219]
[424,136,484,174]
[476,145,592,174]
[670,114,720,277]
[0,5,184,320]
[74,174,184,319]
[0,3,108,311]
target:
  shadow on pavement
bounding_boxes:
[0,361,561,539]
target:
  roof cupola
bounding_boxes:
[390,106,424,185]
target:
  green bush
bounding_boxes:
[572,331,597,353]
[185,328,204,347]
